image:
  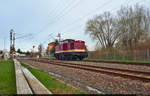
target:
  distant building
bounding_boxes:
[16,52,26,57]
[47,42,55,51]
[46,42,55,56]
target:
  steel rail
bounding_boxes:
[27,59,150,82]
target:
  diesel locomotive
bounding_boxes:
[54,39,88,60]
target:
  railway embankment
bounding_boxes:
[84,59,150,66]
[21,63,85,94]
[20,58,150,94]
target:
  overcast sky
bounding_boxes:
[0,0,150,52]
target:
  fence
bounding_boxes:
[88,49,150,60]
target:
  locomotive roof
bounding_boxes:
[62,39,85,43]
[62,39,75,42]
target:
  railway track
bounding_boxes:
[31,58,150,67]
[83,60,150,67]
[26,58,150,82]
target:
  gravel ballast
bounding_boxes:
[20,59,150,94]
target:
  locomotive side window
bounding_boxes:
[70,43,74,49]
[77,43,82,47]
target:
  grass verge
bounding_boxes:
[0,59,16,94]
[84,58,150,64]
[21,63,85,94]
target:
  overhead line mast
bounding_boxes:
[9,29,32,58]
[57,33,61,42]
[10,29,14,58]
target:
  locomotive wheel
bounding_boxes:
[65,56,69,60]
[64,56,67,60]
[79,58,83,60]
[72,56,77,61]
[57,56,60,60]
[68,56,71,60]
[67,55,72,61]
[62,56,65,60]
[59,56,62,60]
[79,57,84,60]
[56,56,58,60]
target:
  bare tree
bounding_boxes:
[85,12,122,48]
[38,44,43,57]
[85,4,150,60]
[117,4,150,49]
